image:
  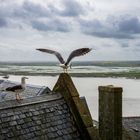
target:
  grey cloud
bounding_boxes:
[32,21,49,31]
[88,31,133,39]
[79,15,140,39]
[0,0,84,20]
[118,17,140,34]
[60,0,85,17]
[31,19,70,32]
[0,1,50,21]
[23,1,50,17]
[79,19,134,39]
[0,4,13,18]
[0,18,7,27]
[135,43,140,47]
[49,0,85,17]
[13,1,50,19]
[0,0,82,31]
[121,42,129,48]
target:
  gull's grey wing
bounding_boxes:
[5,85,22,92]
[36,48,65,64]
[66,48,92,65]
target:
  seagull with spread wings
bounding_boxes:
[36,48,92,72]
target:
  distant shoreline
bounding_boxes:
[0,60,140,67]
[0,71,140,79]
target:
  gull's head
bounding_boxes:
[21,77,28,86]
[21,77,28,85]
[21,77,28,80]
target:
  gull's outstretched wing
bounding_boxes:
[36,48,65,64]
[66,48,92,65]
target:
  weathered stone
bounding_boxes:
[32,111,40,116]
[99,85,123,140]
[81,115,93,127]
[17,119,24,125]
[19,114,26,119]
[53,73,98,140]
[57,130,63,136]
[10,121,17,126]
[1,117,11,122]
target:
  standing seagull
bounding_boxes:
[36,48,92,72]
[4,77,28,101]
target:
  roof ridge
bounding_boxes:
[0,93,62,110]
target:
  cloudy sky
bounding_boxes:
[0,0,140,61]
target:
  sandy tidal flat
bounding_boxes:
[1,75,140,120]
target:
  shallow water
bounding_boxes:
[1,75,140,120]
[0,64,140,74]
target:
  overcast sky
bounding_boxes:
[0,0,140,61]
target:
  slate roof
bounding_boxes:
[0,80,51,101]
[0,80,3,84]
[0,74,98,140]
[0,93,81,140]
[123,117,140,140]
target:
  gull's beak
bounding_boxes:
[25,77,28,79]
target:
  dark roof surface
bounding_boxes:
[0,93,81,140]
[0,80,3,84]
[123,117,140,140]
[0,74,98,140]
[0,80,51,101]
